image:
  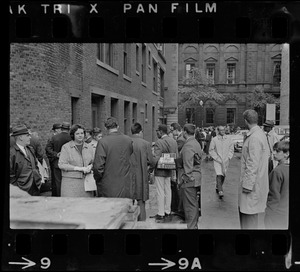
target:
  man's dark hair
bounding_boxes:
[157,124,168,134]
[243,109,258,125]
[69,124,86,140]
[170,122,181,131]
[183,124,196,135]
[131,122,142,134]
[105,117,118,129]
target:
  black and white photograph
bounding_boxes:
[9,42,290,230]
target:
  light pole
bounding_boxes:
[199,100,204,128]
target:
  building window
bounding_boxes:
[145,103,148,119]
[206,108,214,124]
[185,63,195,78]
[227,63,236,84]
[206,63,215,84]
[132,102,137,124]
[273,61,281,86]
[71,97,79,125]
[111,98,118,118]
[142,44,147,83]
[124,101,130,135]
[123,44,128,76]
[160,69,165,98]
[153,59,158,93]
[136,44,140,73]
[186,108,195,124]
[98,43,114,67]
[148,50,151,66]
[227,108,236,124]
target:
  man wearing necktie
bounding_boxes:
[10,125,42,196]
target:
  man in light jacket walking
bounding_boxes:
[209,125,234,199]
[238,110,269,229]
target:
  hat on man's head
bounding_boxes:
[11,125,30,136]
[52,123,62,130]
[263,120,275,127]
[105,117,118,129]
[61,122,70,130]
[92,127,102,134]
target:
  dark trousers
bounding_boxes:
[216,175,225,192]
[52,167,62,197]
[239,210,258,229]
[182,186,200,229]
[138,200,146,221]
[171,181,179,212]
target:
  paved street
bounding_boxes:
[136,152,247,229]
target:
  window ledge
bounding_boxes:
[148,65,152,70]
[152,91,159,96]
[136,71,140,76]
[96,59,119,75]
[142,82,147,87]
[123,74,132,82]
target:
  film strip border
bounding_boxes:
[9,1,297,42]
[2,230,291,270]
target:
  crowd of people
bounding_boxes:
[9,109,289,229]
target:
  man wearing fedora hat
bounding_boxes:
[263,120,280,172]
[10,125,42,196]
[45,121,71,196]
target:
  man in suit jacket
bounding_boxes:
[10,125,42,196]
[93,117,133,198]
[130,123,155,221]
[45,122,71,196]
[170,123,186,219]
[150,124,178,223]
[179,124,203,229]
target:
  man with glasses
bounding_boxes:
[10,125,42,196]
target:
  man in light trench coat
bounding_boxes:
[238,109,269,229]
[209,125,234,199]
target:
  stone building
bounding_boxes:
[10,43,172,146]
[178,43,283,128]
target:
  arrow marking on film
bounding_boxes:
[149,257,176,270]
[9,257,36,269]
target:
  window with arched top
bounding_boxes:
[184,46,198,54]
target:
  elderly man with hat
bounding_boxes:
[263,120,280,172]
[45,122,71,196]
[10,125,42,196]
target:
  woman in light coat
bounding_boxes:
[58,124,95,197]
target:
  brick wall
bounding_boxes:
[10,43,166,149]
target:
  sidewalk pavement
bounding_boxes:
[135,152,257,229]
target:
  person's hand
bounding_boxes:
[242,187,252,194]
[84,165,93,174]
[74,166,84,171]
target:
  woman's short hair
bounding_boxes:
[92,127,102,137]
[69,124,85,140]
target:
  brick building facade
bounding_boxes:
[178,43,283,128]
[10,43,172,146]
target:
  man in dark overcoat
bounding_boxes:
[130,123,154,221]
[10,125,42,196]
[179,124,203,229]
[45,122,71,196]
[93,117,133,198]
